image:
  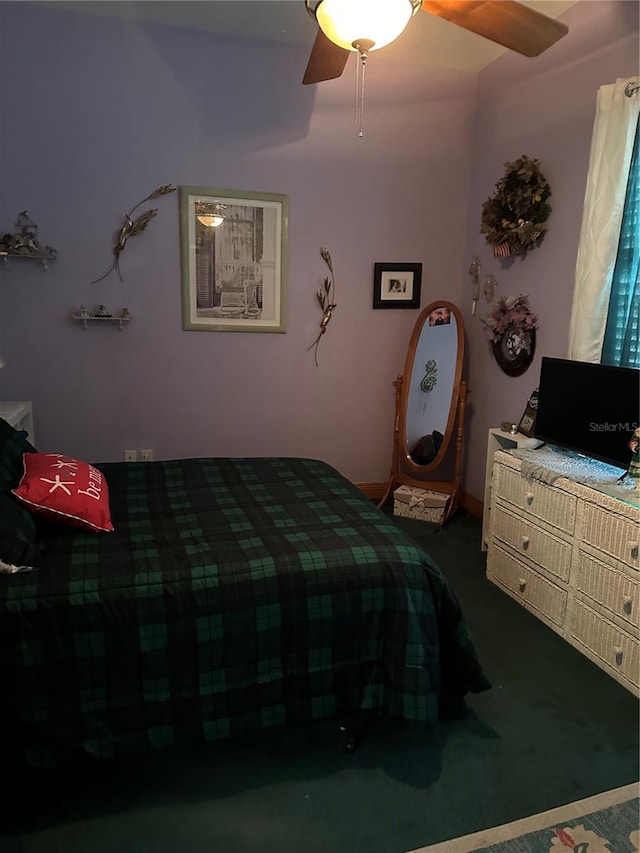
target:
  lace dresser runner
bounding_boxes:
[487,448,639,696]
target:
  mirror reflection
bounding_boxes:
[380,300,466,527]
[406,306,459,465]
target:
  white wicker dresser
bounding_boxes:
[486,449,639,696]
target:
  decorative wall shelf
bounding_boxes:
[0,212,58,270]
[73,307,132,331]
[1,251,56,271]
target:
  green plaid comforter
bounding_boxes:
[1,457,489,766]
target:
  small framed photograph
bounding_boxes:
[373,262,422,309]
[518,388,539,437]
[180,186,288,333]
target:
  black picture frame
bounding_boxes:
[373,263,422,309]
[518,388,540,437]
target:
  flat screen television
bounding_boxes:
[534,357,640,469]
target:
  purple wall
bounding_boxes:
[0,2,637,497]
[0,2,475,481]
[461,0,639,500]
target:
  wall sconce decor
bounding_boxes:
[484,273,497,303]
[469,257,480,315]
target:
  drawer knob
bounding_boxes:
[629,542,639,559]
[521,535,530,549]
[622,595,633,615]
[613,646,624,666]
[518,578,527,592]
[525,492,534,505]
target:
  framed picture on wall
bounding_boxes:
[180,186,288,333]
[373,262,422,309]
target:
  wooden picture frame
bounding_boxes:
[373,262,422,309]
[180,186,288,333]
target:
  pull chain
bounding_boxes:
[354,49,361,126]
[352,39,373,138]
[358,51,367,137]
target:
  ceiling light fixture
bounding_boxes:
[306,0,421,137]
[306,0,421,53]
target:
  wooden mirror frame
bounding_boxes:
[379,300,467,527]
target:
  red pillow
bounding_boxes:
[12,453,114,533]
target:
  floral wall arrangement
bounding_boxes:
[482,294,538,376]
[481,156,551,259]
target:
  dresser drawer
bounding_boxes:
[577,550,639,632]
[581,504,640,570]
[493,463,576,535]
[492,505,571,582]
[570,600,639,687]
[487,545,567,627]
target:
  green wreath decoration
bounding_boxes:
[480,155,551,259]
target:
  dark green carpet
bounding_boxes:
[1,513,638,853]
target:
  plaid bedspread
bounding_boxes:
[0,457,489,766]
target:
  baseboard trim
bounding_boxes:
[355,481,484,519]
[461,492,483,519]
[355,482,387,500]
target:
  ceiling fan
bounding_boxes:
[302,0,569,85]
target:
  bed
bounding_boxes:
[0,419,489,767]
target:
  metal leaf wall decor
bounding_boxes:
[307,247,337,367]
[92,184,176,284]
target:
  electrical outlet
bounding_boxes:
[141,449,153,462]
[124,450,138,462]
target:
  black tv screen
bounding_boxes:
[534,357,640,469]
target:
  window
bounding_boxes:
[601,117,640,368]
[567,78,639,365]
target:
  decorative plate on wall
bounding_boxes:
[492,326,536,376]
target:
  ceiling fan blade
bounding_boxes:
[303,28,350,84]
[421,0,569,57]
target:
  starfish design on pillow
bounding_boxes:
[51,459,78,471]
[40,475,75,496]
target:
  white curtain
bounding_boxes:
[568,77,639,363]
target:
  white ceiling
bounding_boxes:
[42,0,577,73]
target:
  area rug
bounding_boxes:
[407,783,639,853]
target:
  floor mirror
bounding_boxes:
[379,300,467,527]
